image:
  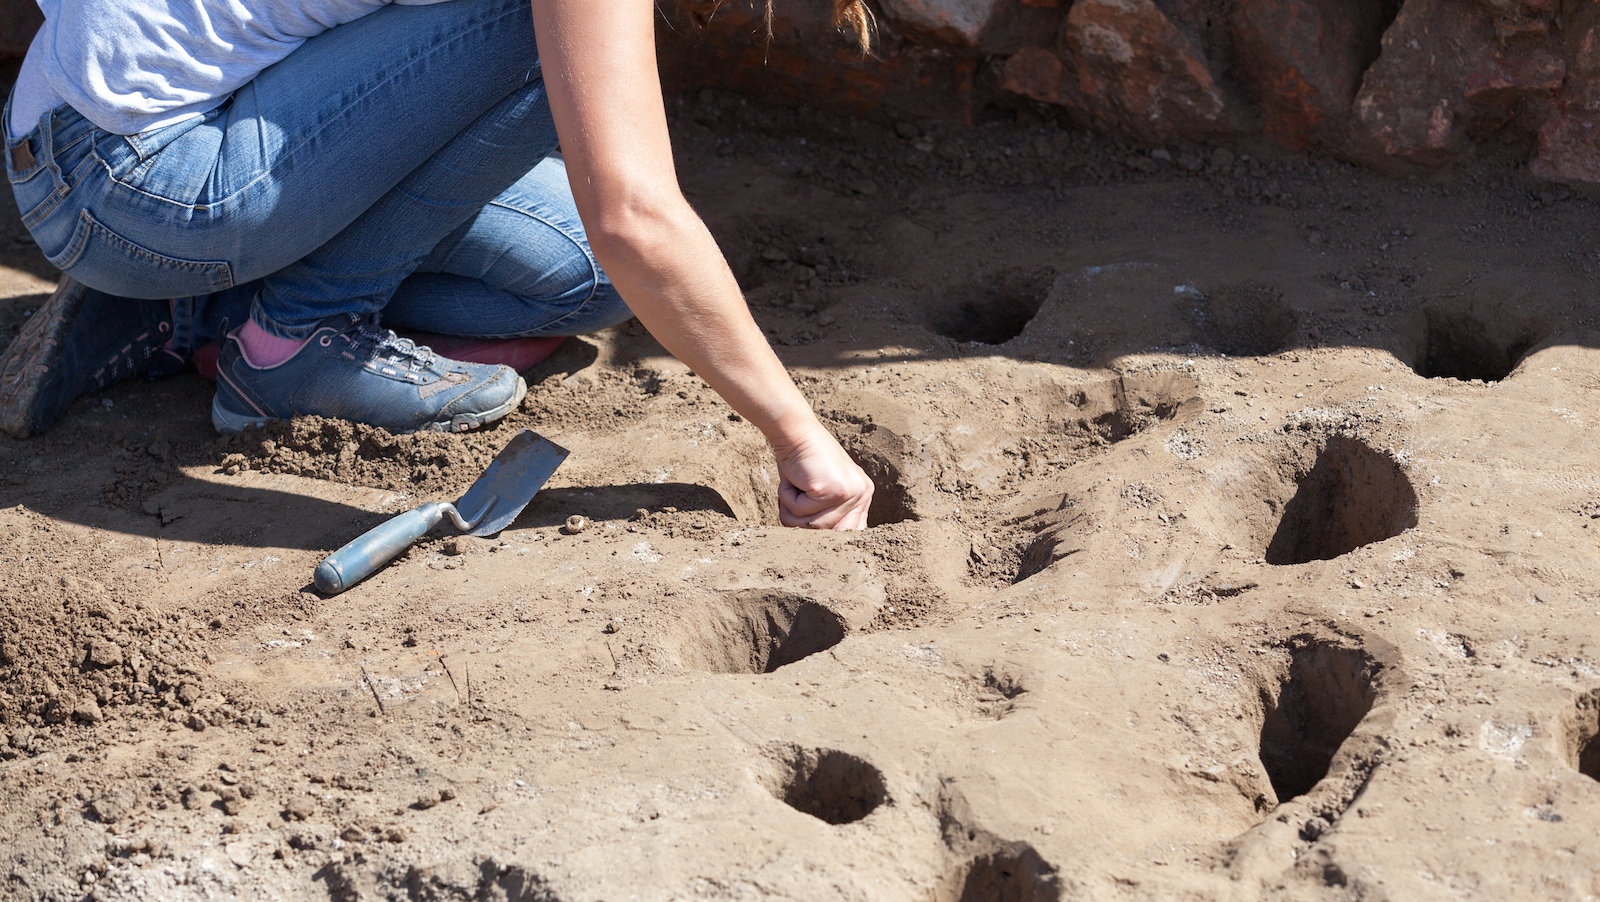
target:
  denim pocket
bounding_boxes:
[49,208,234,298]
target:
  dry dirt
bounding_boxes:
[4,93,1600,902]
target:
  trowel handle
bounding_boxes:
[313,502,449,595]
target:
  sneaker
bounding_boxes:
[210,313,527,434]
[0,276,176,439]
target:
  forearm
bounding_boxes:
[590,203,823,454]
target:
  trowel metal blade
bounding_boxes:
[455,429,568,537]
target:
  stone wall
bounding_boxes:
[657,0,1600,182]
[0,0,1590,181]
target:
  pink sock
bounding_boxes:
[237,319,309,368]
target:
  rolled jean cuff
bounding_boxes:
[248,298,327,340]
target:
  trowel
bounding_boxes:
[312,429,568,595]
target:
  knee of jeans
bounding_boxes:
[585,284,634,330]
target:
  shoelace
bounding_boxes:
[351,318,438,373]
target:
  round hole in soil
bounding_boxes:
[936,844,1061,902]
[1411,307,1543,382]
[842,445,918,527]
[677,591,846,674]
[924,268,1054,345]
[1264,435,1417,566]
[759,745,886,825]
[1015,532,1076,583]
[1181,284,1298,357]
[1258,638,1377,803]
[1563,690,1600,782]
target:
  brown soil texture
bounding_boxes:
[5,96,1600,901]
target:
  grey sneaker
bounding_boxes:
[210,314,525,434]
[0,276,176,439]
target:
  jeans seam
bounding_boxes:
[17,124,92,230]
[50,208,235,284]
[483,198,601,307]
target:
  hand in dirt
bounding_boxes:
[775,427,873,530]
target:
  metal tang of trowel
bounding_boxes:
[312,429,568,595]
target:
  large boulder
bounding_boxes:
[877,0,1004,45]
[1061,0,1234,144]
[1530,5,1600,184]
[1228,0,1395,150]
[1352,0,1564,167]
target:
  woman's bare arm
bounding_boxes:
[528,0,872,529]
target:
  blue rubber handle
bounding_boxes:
[314,502,447,595]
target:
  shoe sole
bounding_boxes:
[0,277,86,440]
[212,374,528,435]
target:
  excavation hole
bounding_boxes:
[1412,307,1542,382]
[1011,534,1062,585]
[936,844,1062,902]
[677,591,847,674]
[925,268,1055,345]
[1062,372,1198,447]
[843,443,919,527]
[1181,285,1298,357]
[1562,690,1600,782]
[1258,638,1377,803]
[1264,435,1417,566]
[759,745,887,825]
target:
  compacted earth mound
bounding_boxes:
[3,79,1600,902]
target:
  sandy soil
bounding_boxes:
[4,93,1600,901]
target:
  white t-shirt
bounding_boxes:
[11,0,455,138]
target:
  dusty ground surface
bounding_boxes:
[4,94,1600,901]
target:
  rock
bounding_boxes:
[224,841,254,867]
[73,699,103,724]
[175,683,201,706]
[86,791,134,824]
[283,797,317,821]
[41,698,70,725]
[1229,0,1393,149]
[564,515,590,535]
[9,727,34,751]
[1002,47,1062,105]
[1353,0,1564,167]
[1531,8,1600,184]
[85,637,123,668]
[877,0,1003,45]
[1064,0,1230,144]
[441,537,464,556]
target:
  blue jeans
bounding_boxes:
[4,0,631,356]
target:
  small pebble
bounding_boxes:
[564,515,590,534]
